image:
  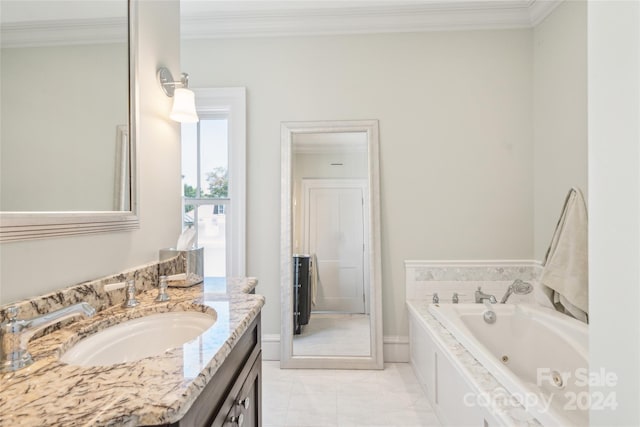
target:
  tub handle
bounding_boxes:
[483,300,497,324]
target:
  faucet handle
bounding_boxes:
[155,276,170,302]
[123,279,140,308]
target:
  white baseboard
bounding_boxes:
[262,333,281,361]
[261,334,409,363]
[383,335,409,362]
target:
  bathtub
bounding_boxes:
[428,303,588,426]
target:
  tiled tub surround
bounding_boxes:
[0,276,264,426]
[405,260,542,303]
[406,260,544,426]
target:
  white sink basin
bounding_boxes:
[60,311,216,366]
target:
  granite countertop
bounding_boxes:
[0,278,264,426]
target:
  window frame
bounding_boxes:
[182,88,246,277]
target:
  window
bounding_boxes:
[181,88,246,282]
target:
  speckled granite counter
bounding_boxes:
[0,277,264,426]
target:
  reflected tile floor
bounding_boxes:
[293,314,370,357]
[262,361,442,427]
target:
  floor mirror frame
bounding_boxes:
[280,119,383,369]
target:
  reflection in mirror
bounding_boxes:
[291,132,371,357]
[281,120,383,369]
[0,0,129,211]
[0,0,138,241]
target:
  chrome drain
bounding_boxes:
[551,370,564,388]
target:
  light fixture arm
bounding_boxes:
[157,67,190,97]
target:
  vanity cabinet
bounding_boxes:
[219,354,261,427]
[152,314,261,427]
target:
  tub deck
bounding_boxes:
[408,300,589,427]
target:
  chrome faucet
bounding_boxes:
[0,303,96,372]
[474,286,497,304]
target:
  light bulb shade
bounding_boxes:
[170,88,199,123]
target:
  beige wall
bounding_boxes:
[183,30,534,338]
[533,0,588,260]
[0,0,182,304]
[1,43,128,211]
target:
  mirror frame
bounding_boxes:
[280,120,383,369]
[0,0,139,243]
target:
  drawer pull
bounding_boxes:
[238,397,250,410]
[229,414,244,426]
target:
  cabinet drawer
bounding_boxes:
[220,353,262,427]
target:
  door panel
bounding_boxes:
[308,186,365,313]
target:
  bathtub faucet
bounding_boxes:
[474,286,497,304]
[499,279,534,303]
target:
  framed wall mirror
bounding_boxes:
[280,120,383,369]
[0,0,138,242]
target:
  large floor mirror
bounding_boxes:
[280,120,383,369]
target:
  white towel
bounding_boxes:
[538,188,589,322]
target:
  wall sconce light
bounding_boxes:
[157,67,199,123]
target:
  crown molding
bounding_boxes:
[1,17,126,48]
[181,0,564,40]
[528,0,563,26]
[0,1,563,48]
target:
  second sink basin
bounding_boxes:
[60,311,216,366]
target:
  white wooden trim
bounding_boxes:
[1,17,128,48]
[280,119,383,370]
[261,334,410,363]
[181,1,563,40]
[528,0,564,26]
[383,335,410,363]
[261,334,281,361]
[1,1,564,48]
[114,125,130,211]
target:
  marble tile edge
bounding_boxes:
[405,259,542,282]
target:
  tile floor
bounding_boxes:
[293,314,370,357]
[262,361,442,427]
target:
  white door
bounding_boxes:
[304,180,367,313]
